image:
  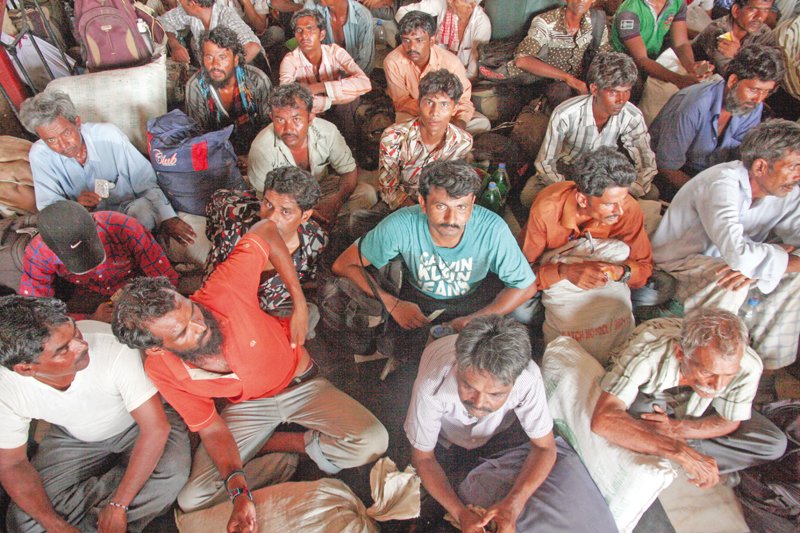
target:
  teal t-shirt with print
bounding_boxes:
[611,0,687,59]
[359,205,536,300]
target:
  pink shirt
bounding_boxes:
[279,43,371,114]
[383,45,475,124]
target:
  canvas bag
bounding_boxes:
[74,0,150,71]
[146,109,245,216]
[540,237,635,364]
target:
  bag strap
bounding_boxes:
[357,237,389,316]
[589,8,606,52]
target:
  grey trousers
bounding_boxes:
[6,408,191,533]
[177,376,389,512]
[457,438,618,533]
[629,391,787,473]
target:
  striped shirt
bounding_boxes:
[378,119,473,210]
[775,14,800,101]
[536,95,657,197]
[19,211,177,298]
[405,335,553,452]
[159,3,261,61]
[279,43,371,114]
[601,318,762,422]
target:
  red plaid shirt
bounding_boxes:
[20,211,178,297]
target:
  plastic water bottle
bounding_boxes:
[479,182,503,213]
[137,19,154,55]
[375,19,386,44]
[491,162,510,199]
[741,295,760,322]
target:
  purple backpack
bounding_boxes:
[75,0,150,71]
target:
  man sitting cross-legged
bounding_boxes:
[592,309,787,489]
[0,296,190,533]
[651,119,800,372]
[249,83,377,225]
[280,8,371,144]
[384,10,490,134]
[649,44,785,200]
[378,69,473,212]
[111,218,388,532]
[332,159,537,360]
[185,26,272,157]
[520,146,652,357]
[408,314,616,532]
[520,52,658,207]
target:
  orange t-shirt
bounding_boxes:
[145,234,300,431]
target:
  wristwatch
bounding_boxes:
[619,264,632,284]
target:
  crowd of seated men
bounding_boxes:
[1,0,799,531]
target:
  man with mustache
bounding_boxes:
[519,147,653,353]
[111,218,387,533]
[649,44,785,200]
[651,120,800,377]
[406,315,616,532]
[520,52,658,207]
[279,9,371,144]
[0,295,190,533]
[378,69,473,211]
[19,90,196,247]
[693,0,777,73]
[332,160,536,360]
[592,308,786,489]
[383,10,491,134]
[185,26,272,157]
[249,83,377,225]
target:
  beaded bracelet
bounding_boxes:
[107,501,129,512]
[228,487,254,503]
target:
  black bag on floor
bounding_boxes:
[0,214,38,292]
[736,400,800,531]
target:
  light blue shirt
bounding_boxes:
[304,0,375,74]
[649,79,763,175]
[652,161,800,293]
[30,122,176,223]
[359,205,536,299]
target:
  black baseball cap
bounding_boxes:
[38,201,105,274]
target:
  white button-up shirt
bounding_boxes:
[652,161,800,293]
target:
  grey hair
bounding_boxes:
[192,0,215,8]
[572,146,636,196]
[680,308,748,362]
[291,9,326,31]
[740,119,800,168]
[19,89,78,134]
[268,82,314,114]
[455,315,531,386]
[418,160,481,199]
[586,52,639,90]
